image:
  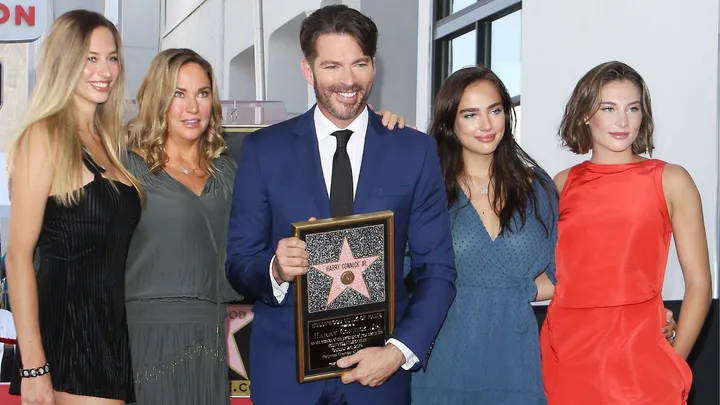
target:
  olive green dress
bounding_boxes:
[123,151,241,405]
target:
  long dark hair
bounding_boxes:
[428,67,556,235]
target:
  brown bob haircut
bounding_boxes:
[299,5,378,63]
[559,61,655,156]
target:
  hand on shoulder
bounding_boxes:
[371,105,416,131]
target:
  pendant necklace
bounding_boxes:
[170,162,191,175]
[169,161,195,175]
[467,175,490,195]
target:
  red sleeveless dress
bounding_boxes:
[540,159,692,405]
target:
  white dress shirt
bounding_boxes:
[268,106,419,370]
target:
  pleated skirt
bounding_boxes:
[126,300,230,405]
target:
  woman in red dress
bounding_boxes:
[540,61,712,405]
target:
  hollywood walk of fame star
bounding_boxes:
[312,237,379,307]
[225,305,254,379]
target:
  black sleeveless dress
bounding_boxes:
[9,151,140,401]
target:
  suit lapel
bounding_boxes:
[353,114,387,214]
[293,108,331,219]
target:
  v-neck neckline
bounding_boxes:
[162,168,212,198]
[459,188,501,243]
[129,151,212,198]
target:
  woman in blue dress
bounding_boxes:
[409,67,558,404]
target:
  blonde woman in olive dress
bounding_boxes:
[122,48,240,405]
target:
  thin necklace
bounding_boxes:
[468,176,490,195]
[176,163,191,175]
[168,161,201,176]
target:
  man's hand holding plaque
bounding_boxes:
[337,344,406,387]
[272,217,316,284]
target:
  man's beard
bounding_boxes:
[314,80,372,121]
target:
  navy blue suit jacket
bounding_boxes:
[226,107,456,405]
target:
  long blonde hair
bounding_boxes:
[7,10,144,206]
[127,48,226,173]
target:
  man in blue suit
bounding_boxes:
[226,5,456,405]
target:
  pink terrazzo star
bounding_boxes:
[313,237,379,306]
[225,305,253,379]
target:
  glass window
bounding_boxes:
[450,29,477,74]
[433,1,522,107]
[452,0,476,14]
[490,9,522,97]
[437,0,478,20]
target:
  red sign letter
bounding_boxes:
[0,4,10,24]
[15,5,35,26]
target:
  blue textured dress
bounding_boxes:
[410,171,558,405]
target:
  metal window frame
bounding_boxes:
[435,0,450,22]
[432,0,522,103]
[434,0,521,40]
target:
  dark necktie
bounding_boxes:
[330,129,354,217]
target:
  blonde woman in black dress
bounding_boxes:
[5,10,143,405]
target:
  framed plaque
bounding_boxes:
[292,211,395,383]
